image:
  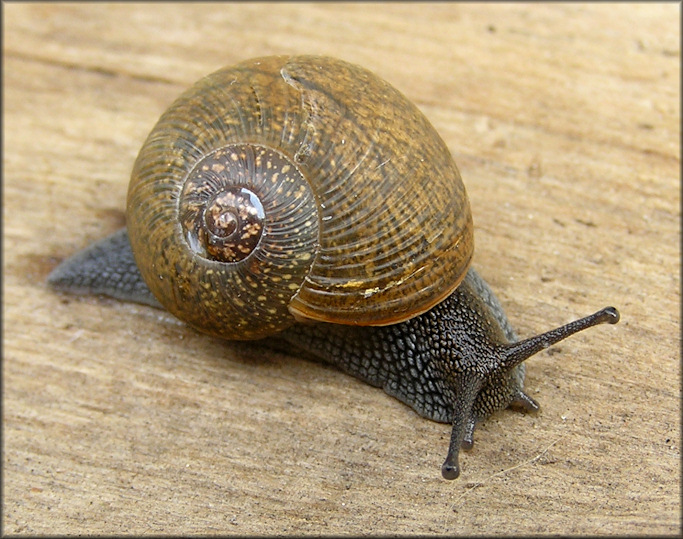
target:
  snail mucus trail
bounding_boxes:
[47,55,620,480]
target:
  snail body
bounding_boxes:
[48,55,619,480]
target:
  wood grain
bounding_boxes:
[3,3,679,535]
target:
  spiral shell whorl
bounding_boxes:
[129,142,318,340]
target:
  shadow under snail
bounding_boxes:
[48,55,620,480]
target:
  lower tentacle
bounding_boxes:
[441,377,480,480]
[509,390,540,413]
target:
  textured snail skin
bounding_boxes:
[47,56,620,479]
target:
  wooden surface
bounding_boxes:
[3,3,680,535]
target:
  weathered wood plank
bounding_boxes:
[4,3,679,535]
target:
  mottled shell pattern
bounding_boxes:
[127,55,473,340]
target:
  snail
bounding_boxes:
[48,55,620,480]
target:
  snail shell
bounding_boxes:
[127,55,473,340]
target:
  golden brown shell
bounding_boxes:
[127,55,473,340]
